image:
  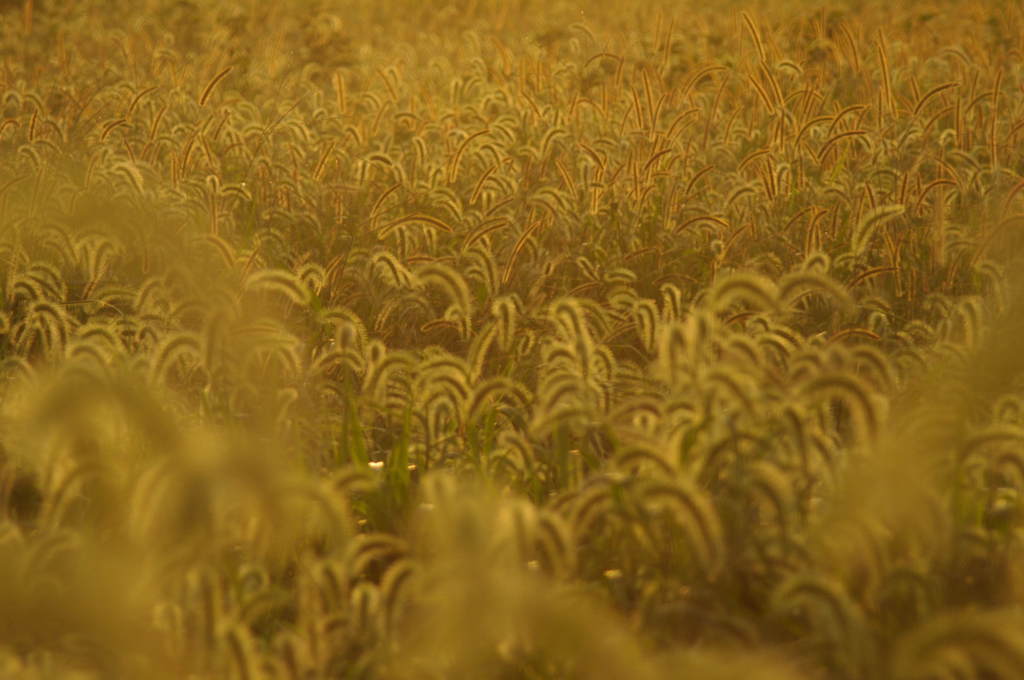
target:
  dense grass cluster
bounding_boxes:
[2,0,1024,677]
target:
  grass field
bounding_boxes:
[2,0,1024,677]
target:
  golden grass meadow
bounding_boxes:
[1,0,1024,677]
